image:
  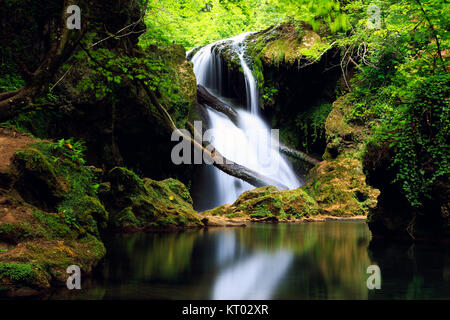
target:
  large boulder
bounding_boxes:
[203,186,319,220]
[100,167,203,231]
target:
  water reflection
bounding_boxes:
[49,222,450,300]
[212,250,293,299]
[215,231,237,265]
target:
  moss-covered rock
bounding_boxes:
[203,186,319,220]
[0,235,105,295]
[306,158,379,216]
[246,22,324,66]
[13,148,68,208]
[304,95,380,216]
[323,95,366,159]
[10,141,109,237]
[102,167,202,231]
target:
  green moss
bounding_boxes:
[111,207,139,228]
[0,263,36,284]
[13,147,67,201]
[11,140,110,240]
[162,178,193,205]
[295,102,333,153]
[250,204,273,218]
[204,186,319,219]
[0,222,39,244]
[105,167,202,230]
[31,209,75,240]
[109,167,146,196]
[306,157,379,216]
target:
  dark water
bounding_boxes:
[50,222,450,300]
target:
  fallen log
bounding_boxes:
[279,144,320,166]
[143,82,288,190]
[197,84,239,125]
[213,155,289,190]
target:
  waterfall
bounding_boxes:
[190,32,302,209]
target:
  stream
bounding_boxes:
[50,221,450,300]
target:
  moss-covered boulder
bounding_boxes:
[102,167,202,231]
[323,95,366,159]
[246,22,325,66]
[10,141,109,237]
[203,186,319,220]
[13,148,68,209]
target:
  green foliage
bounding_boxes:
[367,74,449,207]
[262,86,278,105]
[50,138,87,166]
[340,0,449,207]
[141,0,349,49]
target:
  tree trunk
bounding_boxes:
[0,0,87,122]
[197,85,239,125]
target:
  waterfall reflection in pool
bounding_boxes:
[50,221,450,300]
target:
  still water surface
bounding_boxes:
[52,222,450,300]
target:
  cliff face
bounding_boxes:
[214,21,448,241]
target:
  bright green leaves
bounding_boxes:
[141,0,350,50]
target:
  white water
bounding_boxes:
[190,33,302,207]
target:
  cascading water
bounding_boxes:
[190,32,302,208]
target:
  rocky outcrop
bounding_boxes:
[306,158,379,216]
[305,95,379,216]
[0,129,107,296]
[203,186,319,221]
[99,167,203,232]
